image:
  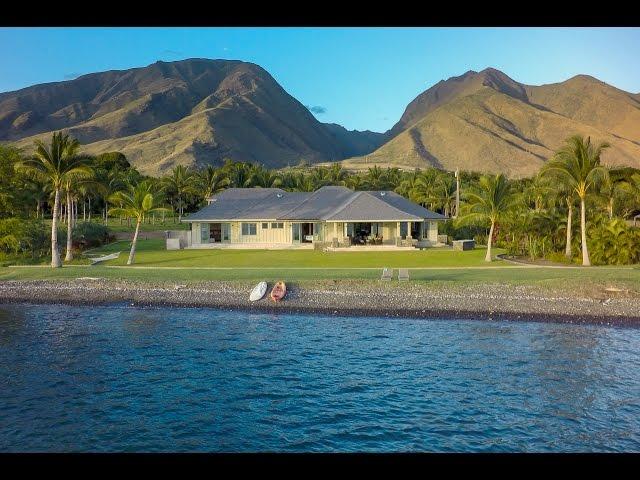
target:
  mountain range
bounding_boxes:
[1,58,639,177]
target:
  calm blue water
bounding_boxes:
[0,303,639,452]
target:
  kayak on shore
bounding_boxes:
[270,281,286,302]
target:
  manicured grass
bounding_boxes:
[5,239,639,292]
[2,264,639,292]
[81,239,511,269]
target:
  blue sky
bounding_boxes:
[0,27,638,132]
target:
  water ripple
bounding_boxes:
[0,303,639,452]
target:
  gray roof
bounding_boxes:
[278,186,356,220]
[185,186,446,222]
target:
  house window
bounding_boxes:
[271,222,284,229]
[262,223,269,229]
[242,223,257,235]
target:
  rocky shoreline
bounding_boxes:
[1,279,639,326]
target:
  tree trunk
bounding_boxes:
[608,197,614,219]
[65,191,74,261]
[565,200,573,259]
[83,200,86,221]
[88,197,91,221]
[580,197,590,266]
[485,221,495,262]
[104,202,108,226]
[51,189,62,268]
[127,219,141,265]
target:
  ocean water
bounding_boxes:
[0,303,639,452]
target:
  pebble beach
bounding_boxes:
[1,278,639,326]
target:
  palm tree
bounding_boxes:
[14,132,93,268]
[224,161,252,188]
[62,170,95,261]
[108,181,169,265]
[161,165,194,222]
[345,174,364,191]
[410,169,439,209]
[431,174,457,217]
[327,163,348,185]
[362,166,389,190]
[395,169,422,202]
[198,165,230,201]
[541,135,610,266]
[598,167,627,219]
[458,173,514,262]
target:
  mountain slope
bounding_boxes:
[1,58,385,175]
[344,68,640,177]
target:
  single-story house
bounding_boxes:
[180,186,446,249]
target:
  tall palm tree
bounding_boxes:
[62,169,95,261]
[458,173,514,262]
[541,135,610,266]
[161,165,194,221]
[15,132,93,268]
[108,181,169,265]
[598,167,627,219]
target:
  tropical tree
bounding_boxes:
[61,167,95,261]
[362,166,389,190]
[108,181,169,265]
[162,165,194,221]
[458,173,514,262]
[541,135,610,266]
[15,132,93,267]
[326,163,348,185]
[410,169,440,209]
[431,173,457,217]
[198,165,230,201]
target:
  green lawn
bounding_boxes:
[82,239,510,268]
[3,238,639,293]
[3,263,639,293]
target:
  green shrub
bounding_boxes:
[0,218,49,258]
[587,216,640,266]
[545,251,574,265]
[72,222,113,250]
[441,220,486,241]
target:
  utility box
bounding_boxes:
[166,238,182,250]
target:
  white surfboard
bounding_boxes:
[249,281,268,302]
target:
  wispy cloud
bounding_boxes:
[161,49,184,57]
[306,105,327,115]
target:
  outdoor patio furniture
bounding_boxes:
[381,267,393,281]
[88,251,121,265]
[398,269,409,281]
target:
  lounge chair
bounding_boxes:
[89,251,121,265]
[381,267,393,281]
[398,268,409,281]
